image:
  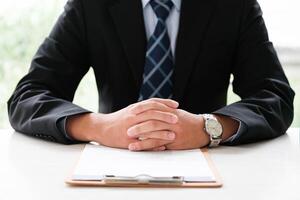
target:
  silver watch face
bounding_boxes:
[206,119,223,138]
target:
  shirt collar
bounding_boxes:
[142,0,181,11]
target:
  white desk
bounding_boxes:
[0,128,299,200]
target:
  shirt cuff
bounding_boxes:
[222,118,247,143]
[57,116,75,141]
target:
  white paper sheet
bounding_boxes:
[72,144,216,182]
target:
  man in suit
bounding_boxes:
[7,0,294,151]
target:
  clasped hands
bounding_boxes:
[67,98,210,151]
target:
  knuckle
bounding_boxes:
[128,103,136,109]
[149,98,159,102]
[128,104,138,113]
[129,102,142,111]
[135,104,143,111]
[128,106,136,114]
[148,101,158,109]
[145,99,155,104]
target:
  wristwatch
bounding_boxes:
[203,114,223,147]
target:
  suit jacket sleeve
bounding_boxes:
[7,0,91,144]
[213,0,295,145]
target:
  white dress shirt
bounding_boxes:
[141,0,181,56]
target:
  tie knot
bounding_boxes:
[150,0,174,21]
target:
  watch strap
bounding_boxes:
[203,114,223,147]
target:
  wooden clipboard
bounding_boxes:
[66,148,222,188]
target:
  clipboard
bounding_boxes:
[66,146,223,188]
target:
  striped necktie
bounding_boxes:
[139,0,174,101]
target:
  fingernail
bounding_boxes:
[168,132,176,140]
[158,146,166,151]
[131,108,140,114]
[129,144,137,151]
[173,101,179,107]
[170,100,179,107]
[127,128,135,137]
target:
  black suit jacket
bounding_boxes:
[7,0,295,145]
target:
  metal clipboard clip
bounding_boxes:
[103,174,184,185]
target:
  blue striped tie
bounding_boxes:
[139,0,174,101]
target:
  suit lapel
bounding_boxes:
[173,0,218,102]
[109,0,147,90]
